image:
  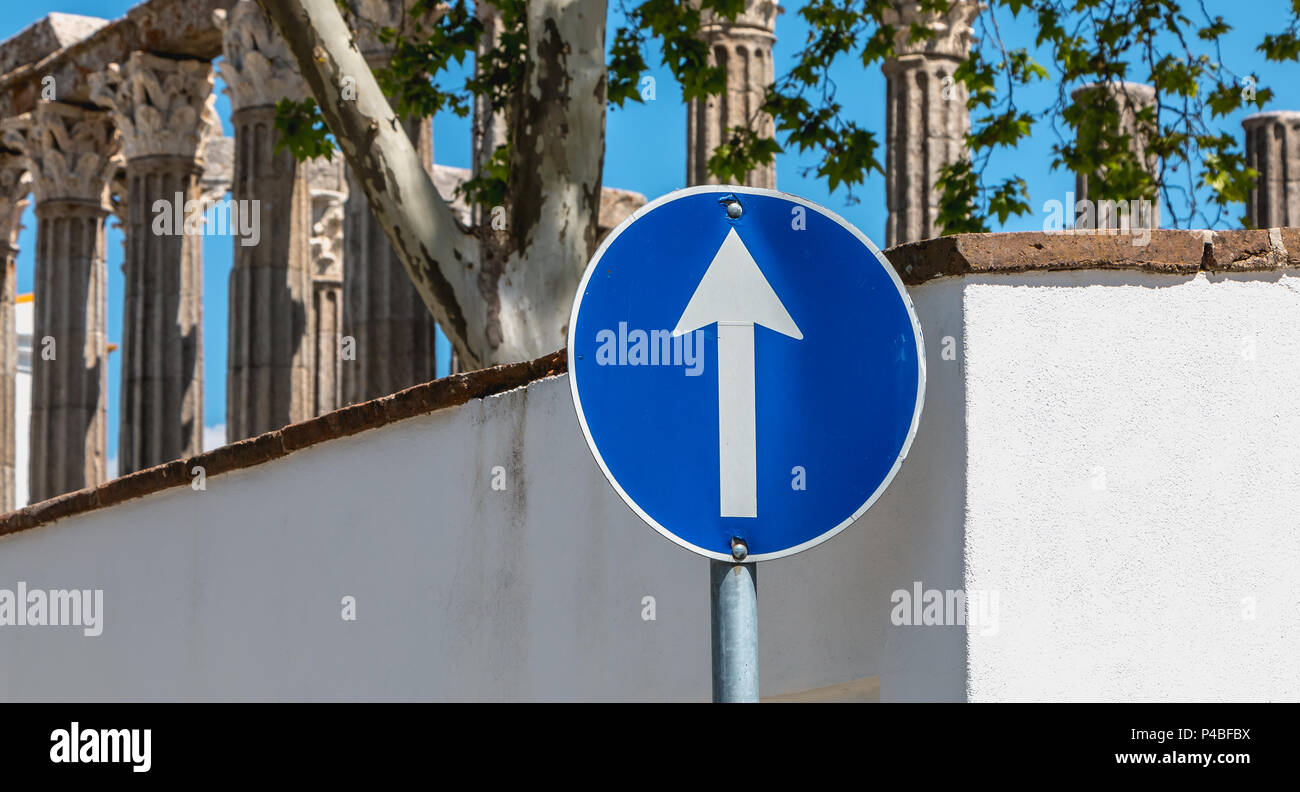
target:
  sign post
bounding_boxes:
[568,187,925,702]
[711,545,758,702]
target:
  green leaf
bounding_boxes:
[272,98,335,162]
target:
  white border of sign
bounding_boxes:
[567,185,927,563]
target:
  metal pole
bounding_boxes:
[711,539,758,702]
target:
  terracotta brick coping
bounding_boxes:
[3,227,1297,539]
[0,350,567,540]
[885,228,1300,285]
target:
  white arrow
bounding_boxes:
[673,228,802,518]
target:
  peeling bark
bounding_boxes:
[493,0,607,361]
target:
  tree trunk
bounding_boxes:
[257,0,607,367]
[486,0,607,360]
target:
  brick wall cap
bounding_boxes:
[0,349,567,539]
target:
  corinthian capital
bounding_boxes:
[90,52,218,162]
[213,0,308,112]
[1,101,120,207]
[883,0,980,59]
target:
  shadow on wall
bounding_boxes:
[756,276,970,702]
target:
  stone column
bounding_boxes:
[342,0,438,404]
[2,102,118,501]
[307,157,346,415]
[686,0,779,189]
[91,52,216,474]
[1243,111,1300,229]
[216,0,315,441]
[1069,81,1160,230]
[0,155,29,512]
[882,0,979,246]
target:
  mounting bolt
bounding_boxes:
[725,201,743,219]
[730,537,748,562]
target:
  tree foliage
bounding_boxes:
[277,0,1300,234]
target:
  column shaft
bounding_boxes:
[1070,81,1160,230]
[92,51,216,472]
[0,158,26,511]
[119,157,204,471]
[91,53,214,468]
[337,0,441,400]
[217,0,317,441]
[226,105,314,440]
[686,1,778,189]
[31,202,109,500]
[342,116,437,404]
[884,56,969,246]
[313,279,343,413]
[3,102,118,502]
[0,242,16,511]
[1243,111,1300,229]
[881,1,979,247]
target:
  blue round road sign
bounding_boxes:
[568,186,925,562]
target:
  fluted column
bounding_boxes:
[0,155,29,511]
[307,156,346,415]
[1070,81,1160,229]
[342,0,438,404]
[882,0,979,246]
[216,0,315,441]
[1243,111,1300,229]
[686,0,778,189]
[2,102,118,502]
[91,52,216,473]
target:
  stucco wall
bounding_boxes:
[963,269,1300,701]
[0,278,966,701]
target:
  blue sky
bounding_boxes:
[3,0,1298,459]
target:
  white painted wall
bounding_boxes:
[0,278,967,702]
[2,269,1297,701]
[963,269,1300,702]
